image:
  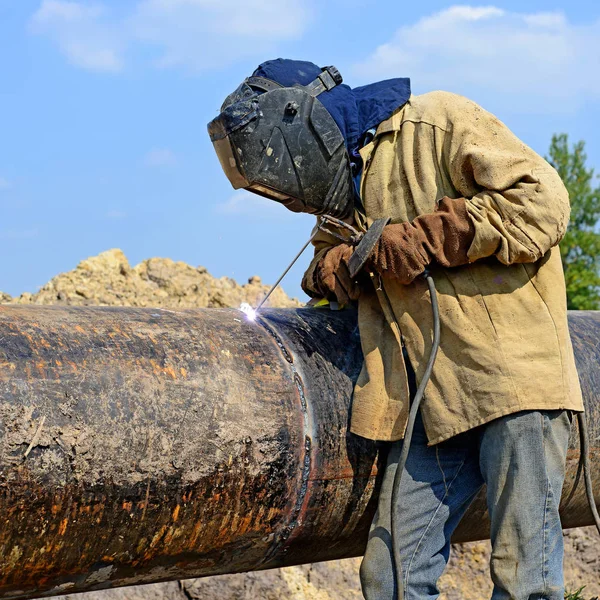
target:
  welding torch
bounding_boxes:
[252,216,390,314]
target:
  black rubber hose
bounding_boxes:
[577,412,600,536]
[391,274,441,599]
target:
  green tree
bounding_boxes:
[547,134,600,310]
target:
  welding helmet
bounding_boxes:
[207,66,354,219]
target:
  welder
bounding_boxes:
[208,59,585,599]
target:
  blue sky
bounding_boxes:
[1,0,599,301]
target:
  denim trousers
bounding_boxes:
[360,409,572,600]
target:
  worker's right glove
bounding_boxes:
[366,196,476,284]
[314,243,362,305]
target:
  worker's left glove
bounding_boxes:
[366,196,476,284]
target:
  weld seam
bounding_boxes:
[255,316,313,563]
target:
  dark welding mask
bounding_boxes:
[207,66,354,219]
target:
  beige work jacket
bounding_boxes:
[302,91,584,445]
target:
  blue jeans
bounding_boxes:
[360,409,572,600]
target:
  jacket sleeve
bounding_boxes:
[301,219,344,298]
[445,95,570,265]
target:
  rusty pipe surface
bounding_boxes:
[0,306,598,599]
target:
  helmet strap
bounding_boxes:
[303,66,343,97]
[246,66,342,98]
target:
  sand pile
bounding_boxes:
[1,248,300,309]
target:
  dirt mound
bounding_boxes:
[2,248,300,309]
[3,250,598,600]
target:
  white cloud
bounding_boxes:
[523,12,567,29]
[144,147,177,167]
[30,1,124,72]
[131,0,311,71]
[30,0,312,73]
[215,190,293,219]
[354,5,600,113]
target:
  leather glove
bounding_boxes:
[367,197,476,284]
[314,243,362,305]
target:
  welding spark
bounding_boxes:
[239,303,257,321]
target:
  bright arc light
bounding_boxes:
[239,302,257,321]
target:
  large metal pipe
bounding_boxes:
[0,306,597,599]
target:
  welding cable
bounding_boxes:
[390,273,441,599]
[577,412,600,536]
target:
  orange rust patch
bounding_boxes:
[180,367,187,378]
[163,529,174,545]
[58,518,68,536]
[238,515,252,534]
[172,505,181,522]
[188,520,203,547]
[149,359,180,379]
[144,525,168,558]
